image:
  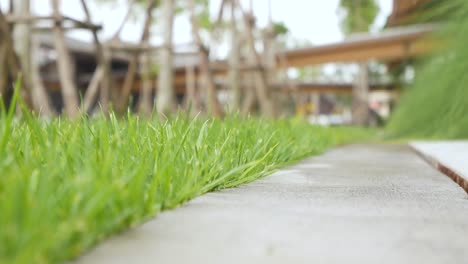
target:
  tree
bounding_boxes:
[338,0,379,34]
[337,0,379,126]
[189,0,222,117]
[14,0,54,116]
[96,0,175,116]
[113,0,157,114]
[227,0,241,112]
[13,1,32,104]
[79,0,113,115]
[235,0,275,117]
[0,3,34,110]
[156,0,175,115]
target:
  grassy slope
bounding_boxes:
[386,2,468,139]
[0,105,370,263]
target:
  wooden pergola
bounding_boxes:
[21,0,436,120]
[159,23,435,110]
[266,4,436,125]
[277,24,435,68]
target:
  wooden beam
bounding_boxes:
[273,83,396,94]
[6,14,102,30]
[278,25,435,67]
[106,42,163,52]
[281,39,433,67]
[62,15,101,30]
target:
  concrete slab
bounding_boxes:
[411,141,468,192]
[75,144,468,264]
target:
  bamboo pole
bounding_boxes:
[234,0,274,117]
[79,0,111,114]
[117,0,157,114]
[6,15,102,31]
[83,65,103,113]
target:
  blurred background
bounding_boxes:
[0,0,464,135]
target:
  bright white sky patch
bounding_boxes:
[0,0,392,46]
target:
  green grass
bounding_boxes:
[386,1,468,139]
[0,89,370,263]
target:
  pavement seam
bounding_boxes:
[409,144,468,194]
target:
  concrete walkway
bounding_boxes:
[76,144,468,264]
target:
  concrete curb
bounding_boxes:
[410,143,468,193]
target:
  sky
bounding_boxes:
[1,0,392,46]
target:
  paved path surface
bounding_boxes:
[411,141,468,183]
[76,144,468,264]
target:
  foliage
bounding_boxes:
[192,0,212,30]
[273,21,289,36]
[0,85,370,263]
[337,0,380,34]
[386,0,468,139]
[407,0,464,24]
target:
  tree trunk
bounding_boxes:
[117,56,138,113]
[228,1,241,112]
[200,47,222,117]
[156,0,175,115]
[184,65,199,114]
[13,0,32,91]
[50,0,80,118]
[263,24,277,114]
[117,0,156,114]
[107,0,135,109]
[0,6,33,109]
[189,0,222,117]
[31,35,55,116]
[138,49,153,116]
[14,0,54,116]
[352,62,370,126]
[0,36,8,97]
[241,71,256,114]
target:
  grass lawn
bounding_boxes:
[0,93,371,263]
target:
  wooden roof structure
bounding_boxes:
[277,24,435,68]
